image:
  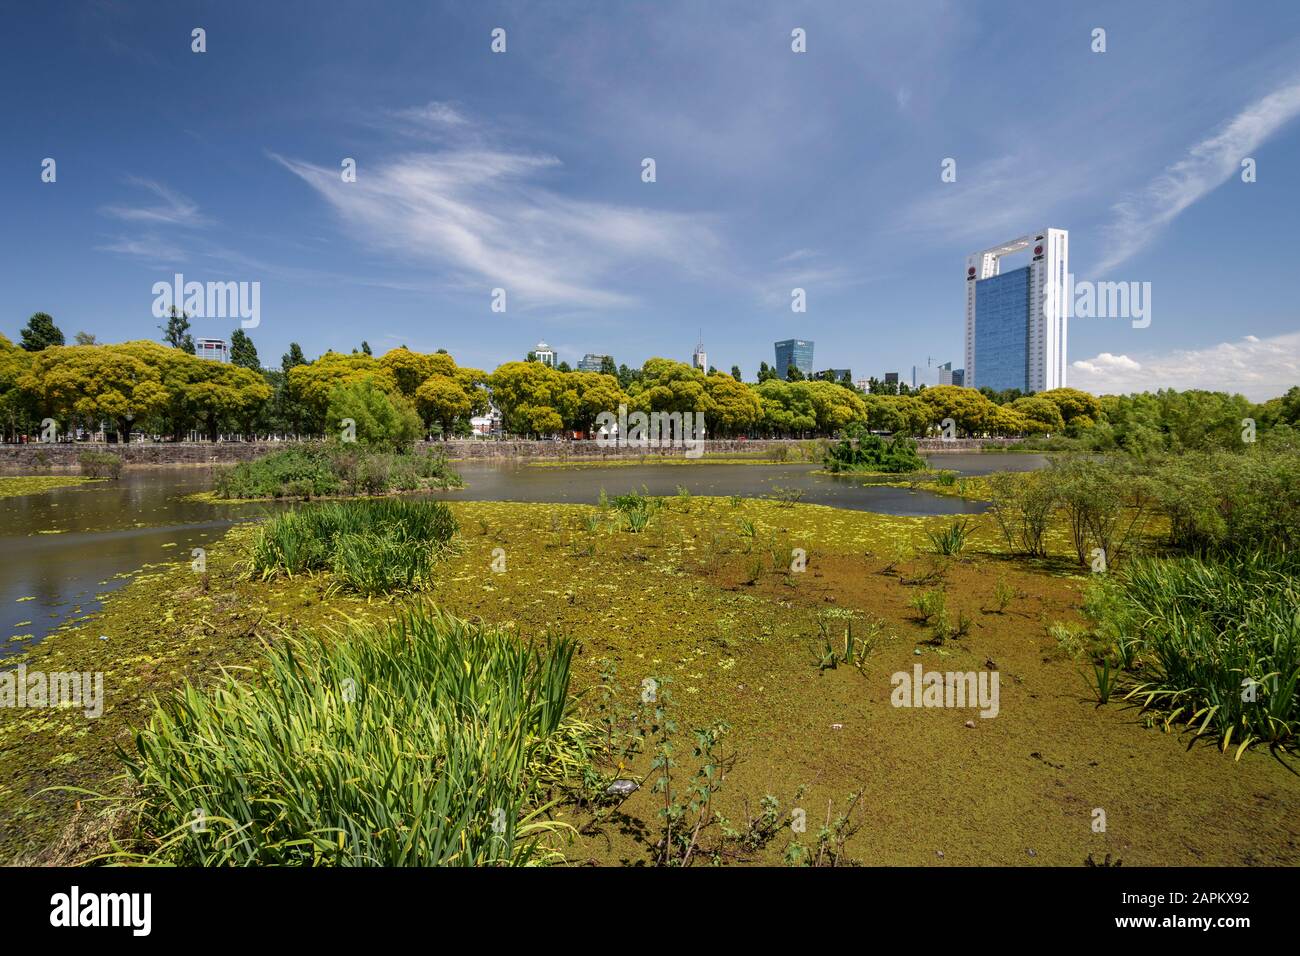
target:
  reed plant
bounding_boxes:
[1087,551,1300,755]
[108,607,591,866]
[248,498,457,595]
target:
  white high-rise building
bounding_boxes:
[533,341,556,368]
[692,336,707,372]
[196,338,229,363]
[964,228,1068,392]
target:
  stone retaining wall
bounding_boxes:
[0,436,1020,471]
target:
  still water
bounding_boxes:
[0,454,1046,655]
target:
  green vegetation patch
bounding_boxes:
[823,427,926,474]
[0,476,98,499]
[213,444,462,500]
[248,498,458,596]
[109,607,588,865]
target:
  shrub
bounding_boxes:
[78,451,123,479]
[986,471,1056,557]
[214,445,461,500]
[823,426,926,474]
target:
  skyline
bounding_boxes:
[3,2,1300,401]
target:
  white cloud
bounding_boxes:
[1096,79,1300,272]
[95,234,186,263]
[390,101,468,128]
[272,145,726,310]
[1070,331,1300,401]
[100,177,207,227]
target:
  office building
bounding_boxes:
[692,336,707,372]
[195,338,229,363]
[533,341,556,368]
[884,372,899,386]
[965,228,1068,392]
[774,339,814,378]
[578,353,610,373]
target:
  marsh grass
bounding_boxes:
[248,498,457,595]
[103,607,591,866]
[1088,552,1300,755]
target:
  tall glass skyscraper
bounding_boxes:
[964,229,1068,392]
[774,339,814,378]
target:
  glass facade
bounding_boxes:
[974,267,1030,392]
[774,339,814,378]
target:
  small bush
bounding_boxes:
[78,451,123,479]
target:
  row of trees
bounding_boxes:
[5,316,1296,445]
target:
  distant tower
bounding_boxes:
[534,341,556,368]
[692,331,707,372]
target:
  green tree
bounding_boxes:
[730,365,743,382]
[326,377,422,449]
[415,374,473,438]
[1010,395,1065,434]
[704,373,762,436]
[159,307,195,353]
[20,312,65,351]
[229,329,261,371]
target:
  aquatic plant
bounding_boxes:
[248,498,457,595]
[926,518,972,555]
[1082,658,1118,705]
[109,607,590,865]
[1089,551,1300,756]
[811,616,874,673]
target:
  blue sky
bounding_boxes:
[3,0,1299,399]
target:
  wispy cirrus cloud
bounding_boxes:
[98,177,208,264]
[100,177,208,227]
[94,234,187,264]
[1070,331,1300,402]
[271,124,727,310]
[1096,79,1300,272]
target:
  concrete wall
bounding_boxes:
[0,436,1020,471]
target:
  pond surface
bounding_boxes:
[0,454,1046,655]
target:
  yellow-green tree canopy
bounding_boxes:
[1037,388,1101,427]
[918,385,998,436]
[628,358,713,415]
[1010,395,1065,434]
[288,351,399,427]
[18,340,172,439]
[703,373,763,436]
